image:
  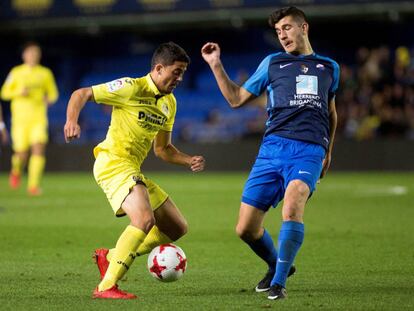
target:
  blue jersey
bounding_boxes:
[242,52,340,149]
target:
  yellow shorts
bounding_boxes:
[11,121,48,152]
[93,151,168,217]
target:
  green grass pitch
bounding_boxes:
[0,171,413,310]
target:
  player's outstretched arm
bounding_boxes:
[154,130,205,172]
[64,87,94,143]
[320,98,337,178]
[201,42,254,108]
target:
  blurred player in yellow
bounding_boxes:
[0,42,58,195]
[64,42,205,299]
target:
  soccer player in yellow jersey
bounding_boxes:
[0,42,59,195]
[64,42,205,299]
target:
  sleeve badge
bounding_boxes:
[106,79,124,92]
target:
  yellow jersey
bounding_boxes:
[92,74,177,166]
[0,64,58,124]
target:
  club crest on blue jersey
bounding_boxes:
[300,65,309,74]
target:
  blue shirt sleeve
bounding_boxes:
[329,60,340,100]
[242,55,274,97]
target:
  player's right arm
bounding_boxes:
[201,42,254,108]
[0,68,22,100]
[64,87,94,143]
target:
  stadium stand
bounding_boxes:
[0,2,413,145]
[43,45,413,144]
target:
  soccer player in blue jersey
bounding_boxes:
[201,6,339,300]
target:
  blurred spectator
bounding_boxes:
[336,45,413,141]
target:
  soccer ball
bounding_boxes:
[147,243,187,282]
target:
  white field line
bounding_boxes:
[320,184,408,196]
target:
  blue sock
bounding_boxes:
[246,229,277,274]
[272,221,304,288]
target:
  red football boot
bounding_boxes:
[28,187,42,196]
[92,285,137,299]
[93,248,109,279]
[9,173,21,189]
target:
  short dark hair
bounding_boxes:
[268,6,307,28]
[151,42,190,69]
[22,41,41,52]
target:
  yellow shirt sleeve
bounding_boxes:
[92,78,135,106]
[45,68,59,104]
[161,96,176,132]
[0,68,20,101]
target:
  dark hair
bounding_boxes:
[151,42,190,69]
[22,41,41,52]
[268,6,307,28]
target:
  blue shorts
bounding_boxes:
[242,135,325,211]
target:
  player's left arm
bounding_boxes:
[153,130,205,172]
[320,97,337,178]
[45,69,59,105]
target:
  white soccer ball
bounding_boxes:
[147,243,187,282]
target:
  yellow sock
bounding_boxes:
[105,226,173,262]
[28,155,45,189]
[98,225,146,291]
[137,225,172,255]
[11,154,24,175]
[106,248,115,262]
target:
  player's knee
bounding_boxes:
[170,219,188,241]
[31,144,45,155]
[131,214,155,233]
[16,152,29,162]
[178,219,188,237]
[291,180,310,197]
[236,224,256,242]
[143,215,156,233]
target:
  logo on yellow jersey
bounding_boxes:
[161,103,169,116]
[138,111,167,126]
[106,79,124,92]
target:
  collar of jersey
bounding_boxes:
[284,52,316,58]
[22,64,40,70]
[145,73,162,96]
